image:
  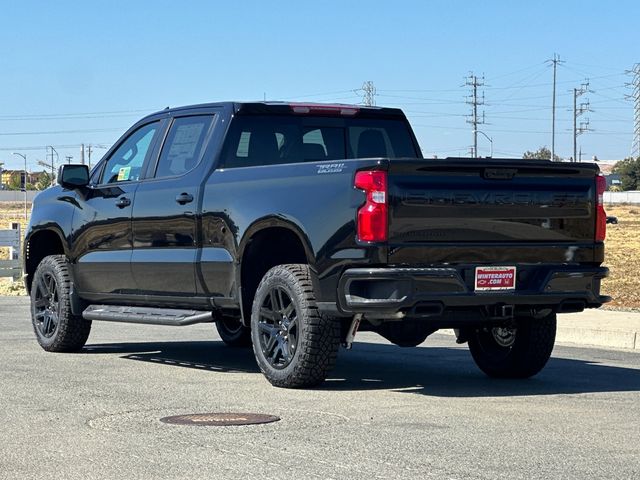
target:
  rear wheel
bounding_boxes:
[215,316,251,347]
[250,264,340,388]
[467,313,556,378]
[30,255,91,352]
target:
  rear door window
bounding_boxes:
[154,115,214,178]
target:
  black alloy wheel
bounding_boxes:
[30,255,91,352]
[215,315,252,347]
[256,285,299,369]
[250,264,340,388]
[33,271,60,338]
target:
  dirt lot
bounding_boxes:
[0,201,31,296]
[1,201,638,308]
[600,204,640,309]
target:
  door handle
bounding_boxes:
[115,196,131,209]
[175,193,194,205]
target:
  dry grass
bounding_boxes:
[601,205,640,310]
[0,202,31,296]
[1,202,639,308]
[0,201,31,238]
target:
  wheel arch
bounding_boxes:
[24,227,68,294]
[237,217,316,325]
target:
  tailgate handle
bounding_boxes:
[483,168,517,180]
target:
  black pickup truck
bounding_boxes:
[24,101,609,388]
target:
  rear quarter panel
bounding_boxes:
[200,159,386,301]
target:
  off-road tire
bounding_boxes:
[30,255,91,352]
[250,264,340,388]
[215,316,252,347]
[468,313,556,379]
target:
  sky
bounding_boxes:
[0,0,638,171]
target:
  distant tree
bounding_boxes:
[7,173,23,190]
[35,171,53,190]
[612,157,640,191]
[523,146,562,161]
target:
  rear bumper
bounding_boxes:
[336,265,610,316]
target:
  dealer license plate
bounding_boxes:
[475,266,516,291]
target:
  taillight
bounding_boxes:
[595,173,607,242]
[354,170,387,242]
[290,103,359,116]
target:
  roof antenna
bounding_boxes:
[164,106,170,110]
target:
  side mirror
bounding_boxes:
[58,164,90,189]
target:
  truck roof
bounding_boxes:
[147,101,407,119]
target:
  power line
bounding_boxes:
[484,62,548,82]
[0,127,124,136]
[0,143,110,152]
[465,73,485,157]
[287,89,356,99]
[0,108,156,120]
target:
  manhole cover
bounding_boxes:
[160,413,280,426]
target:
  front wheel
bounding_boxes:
[215,316,252,347]
[250,264,340,388]
[30,255,91,352]
[467,313,556,379]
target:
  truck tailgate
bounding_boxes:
[387,159,599,245]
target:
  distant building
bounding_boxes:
[1,169,25,187]
[0,170,49,189]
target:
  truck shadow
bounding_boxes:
[84,341,259,375]
[83,339,640,397]
[327,342,640,397]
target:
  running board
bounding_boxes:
[82,305,213,326]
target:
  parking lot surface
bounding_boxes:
[1,296,639,480]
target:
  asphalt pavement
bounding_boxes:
[1,296,639,480]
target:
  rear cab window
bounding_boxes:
[221,114,418,168]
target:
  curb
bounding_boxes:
[440,327,640,352]
[556,327,638,351]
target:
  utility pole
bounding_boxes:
[80,143,85,165]
[86,145,93,168]
[65,156,73,164]
[360,81,376,106]
[626,63,640,158]
[546,54,564,161]
[465,73,485,157]
[12,152,28,220]
[47,146,58,180]
[572,80,591,162]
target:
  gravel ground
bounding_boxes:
[1,296,639,480]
